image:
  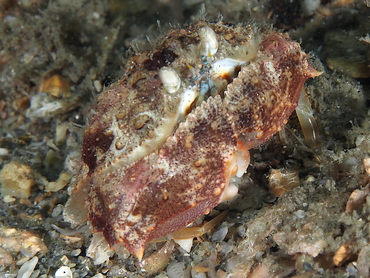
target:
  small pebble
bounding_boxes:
[3,195,16,203]
[301,0,320,16]
[346,263,357,276]
[211,223,228,241]
[0,148,9,156]
[71,249,81,256]
[364,158,370,175]
[91,274,104,278]
[294,210,305,219]
[303,262,314,272]
[60,255,70,265]
[166,262,185,278]
[236,226,246,237]
[93,80,102,92]
[154,274,167,278]
[191,269,207,278]
[220,240,233,255]
[51,205,63,218]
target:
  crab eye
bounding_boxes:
[159,66,181,94]
[199,27,218,57]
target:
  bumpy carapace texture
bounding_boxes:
[65,21,320,260]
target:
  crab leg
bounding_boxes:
[169,210,228,240]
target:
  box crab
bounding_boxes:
[64,21,320,260]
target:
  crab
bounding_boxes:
[64,21,320,260]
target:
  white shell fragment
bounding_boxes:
[211,58,244,80]
[55,266,73,278]
[86,233,114,265]
[178,88,197,117]
[173,238,194,253]
[17,256,38,278]
[55,122,70,147]
[158,66,181,94]
[200,27,218,57]
[45,172,72,192]
[26,94,64,118]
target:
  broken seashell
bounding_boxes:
[17,256,38,278]
[345,188,368,214]
[55,122,70,147]
[55,266,73,278]
[40,75,71,99]
[296,92,321,149]
[86,233,114,265]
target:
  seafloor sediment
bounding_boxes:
[0,0,369,277]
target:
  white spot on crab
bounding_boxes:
[159,66,181,94]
